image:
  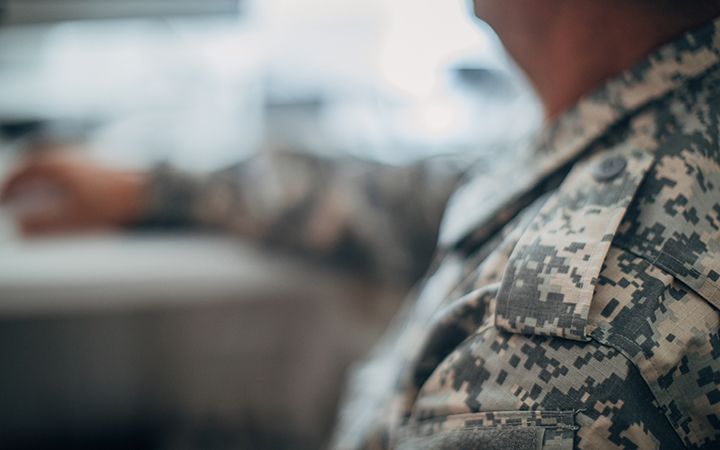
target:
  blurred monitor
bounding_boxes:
[0,0,244,25]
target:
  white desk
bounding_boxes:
[0,232,379,314]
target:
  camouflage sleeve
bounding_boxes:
[140,150,468,282]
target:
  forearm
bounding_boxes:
[140,151,467,282]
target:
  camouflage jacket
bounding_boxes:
[145,17,720,450]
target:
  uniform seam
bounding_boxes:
[613,239,720,306]
[405,410,577,430]
[655,248,720,302]
[588,328,688,448]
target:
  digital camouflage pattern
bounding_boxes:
[144,16,720,450]
[146,150,467,283]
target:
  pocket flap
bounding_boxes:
[496,145,655,340]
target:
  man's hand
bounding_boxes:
[0,150,147,236]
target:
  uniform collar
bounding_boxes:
[535,15,720,166]
[439,15,720,249]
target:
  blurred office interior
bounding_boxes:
[0,1,540,448]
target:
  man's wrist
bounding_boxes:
[112,171,148,226]
[132,164,203,228]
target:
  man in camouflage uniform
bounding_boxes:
[3,1,720,448]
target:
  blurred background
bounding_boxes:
[0,1,540,449]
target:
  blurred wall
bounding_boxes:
[0,0,242,25]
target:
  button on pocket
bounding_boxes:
[592,155,627,181]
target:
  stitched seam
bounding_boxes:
[408,410,576,428]
[589,328,688,447]
[614,239,720,306]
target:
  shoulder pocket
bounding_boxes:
[496,145,655,341]
[396,410,576,450]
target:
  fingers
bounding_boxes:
[18,209,72,236]
[1,157,76,236]
[0,156,69,202]
[0,151,144,236]
[0,148,87,196]
[2,167,47,202]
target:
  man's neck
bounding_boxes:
[498,6,720,121]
